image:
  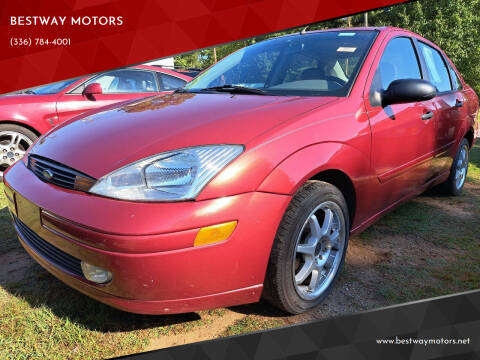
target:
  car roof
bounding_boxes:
[267,26,443,53]
[312,26,443,52]
[272,26,415,39]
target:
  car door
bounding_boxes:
[364,35,437,207]
[55,69,162,123]
[416,41,468,173]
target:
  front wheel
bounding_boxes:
[0,124,38,177]
[263,181,349,314]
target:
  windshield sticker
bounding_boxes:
[337,47,357,52]
[338,32,356,36]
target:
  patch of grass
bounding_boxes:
[433,254,480,290]
[467,141,480,183]
[0,273,204,359]
[0,250,223,359]
[362,144,480,304]
[376,261,446,303]
[221,317,285,337]
[200,308,227,317]
[0,184,19,255]
[376,251,480,304]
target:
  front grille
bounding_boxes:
[13,215,84,278]
[28,155,96,192]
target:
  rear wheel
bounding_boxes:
[0,124,37,177]
[263,181,349,314]
[437,138,469,196]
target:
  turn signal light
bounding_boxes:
[194,221,237,247]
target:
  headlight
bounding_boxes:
[89,145,244,201]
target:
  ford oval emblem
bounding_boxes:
[42,169,54,180]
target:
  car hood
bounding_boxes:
[31,92,337,178]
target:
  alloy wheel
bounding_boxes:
[0,131,33,176]
[292,201,346,301]
[455,145,468,190]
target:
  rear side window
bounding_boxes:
[448,65,463,91]
[370,37,421,106]
[158,73,187,90]
[418,42,452,93]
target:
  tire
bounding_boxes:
[263,180,350,314]
[437,138,470,196]
[0,124,38,177]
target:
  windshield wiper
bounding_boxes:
[199,85,268,95]
[24,89,36,94]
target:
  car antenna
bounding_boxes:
[300,25,309,35]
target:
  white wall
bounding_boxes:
[143,57,175,68]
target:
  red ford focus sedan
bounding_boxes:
[4,27,478,315]
[0,65,191,176]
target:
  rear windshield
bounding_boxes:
[184,30,378,97]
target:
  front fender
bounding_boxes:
[257,142,376,229]
[258,142,370,194]
[0,101,56,134]
[0,118,47,134]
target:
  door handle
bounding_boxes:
[455,99,464,108]
[421,111,434,120]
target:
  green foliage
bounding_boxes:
[174,39,256,70]
[175,0,480,94]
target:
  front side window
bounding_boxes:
[371,37,421,93]
[418,42,452,93]
[84,70,159,94]
[158,73,187,90]
[184,30,378,97]
[369,37,422,106]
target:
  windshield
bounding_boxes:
[30,78,81,94]
[184,30,378,97]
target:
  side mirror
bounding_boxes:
[83,83,103,98]
[382,79,437,107]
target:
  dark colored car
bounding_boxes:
[4,27,478,315]
[0,65,192,176]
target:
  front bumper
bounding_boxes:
[4,162,291,314]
